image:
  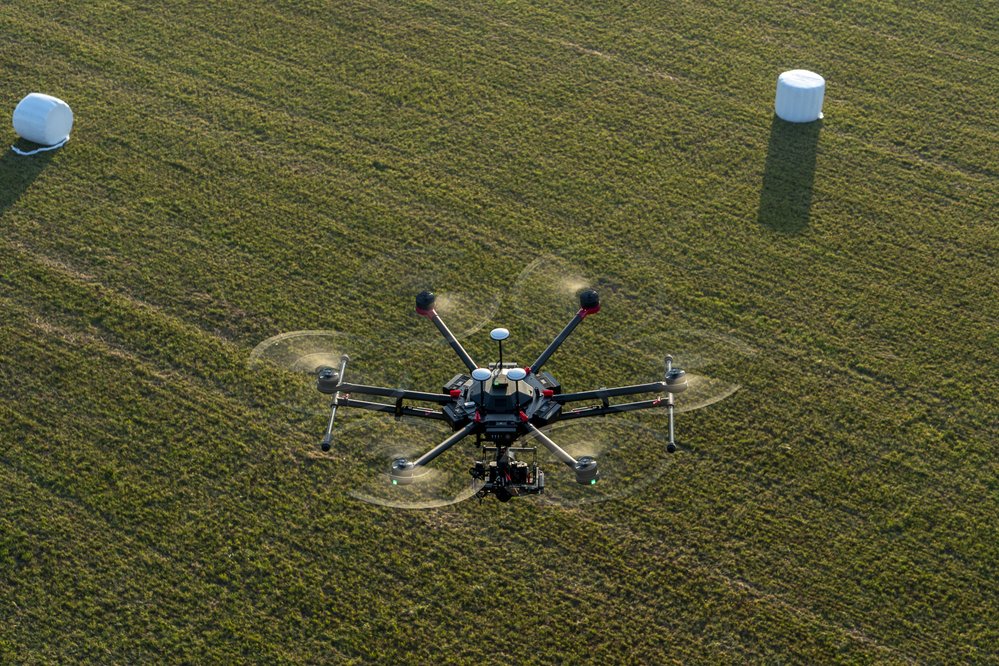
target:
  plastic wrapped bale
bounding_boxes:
[12,93,73,148]
[775,70,825,123]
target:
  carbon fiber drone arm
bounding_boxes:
[524,422,577,467]
[557,355,685,453]
[558,397,667,420]
[390,422,479,484]
[558,391,680,452]
[554,381,670,404]
[411,422,478,467]
[317,353,449,450]
[555,380,675,419]
[530,289,601,375]
[332,396,447,420]
[415,291,477,372]
[331,382,453,404]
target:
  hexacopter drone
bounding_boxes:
[315,288,690,502]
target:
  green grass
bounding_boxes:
[1,0,996,663]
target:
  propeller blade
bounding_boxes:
[509,255,596,353]
[674,372,742,414]
[339,415,481,509]
[521,419,673,507]
[360,247,504,342]
[248,330,419,417]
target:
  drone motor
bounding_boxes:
[573,456,599,485]
[316,367,341,394]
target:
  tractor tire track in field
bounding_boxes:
[3,2,996,661]
[0,241,316,446]
[10,0,995,227]
[0,459,346,663]
[1,241,943,662]
[9,1,995,195]
[6,2,994,465]
[7,9,992,368]
[392,0,996,180]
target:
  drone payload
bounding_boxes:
[315,287,693,502]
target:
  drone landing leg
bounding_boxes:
[320,355,350,451]
[664,356,679,453]
[666,393,677,453]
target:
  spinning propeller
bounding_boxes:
[361,247,504,342]
[249,331,482,509]
[341,416,481,509]
[510,254,752,419]
[248,330,415,418]
[525,420,672,507]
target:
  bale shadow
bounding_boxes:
[757,116,821,234]
[1,147,54,217]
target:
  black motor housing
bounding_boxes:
[316,367,341,394]
[416,290,436,312]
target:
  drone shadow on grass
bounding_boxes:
[1,147,54,217]
[757,116,822,234]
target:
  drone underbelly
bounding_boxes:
[482,414,520,444]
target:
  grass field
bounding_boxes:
[2,0,997,663]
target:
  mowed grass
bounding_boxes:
[1,0,996,663]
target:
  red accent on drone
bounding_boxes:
[542,389,554,398]
[449,389,461,399]
[578,304,601,318]
[415,307,436,319]
[519,410,529,423]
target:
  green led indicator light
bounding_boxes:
[590,479,597,485]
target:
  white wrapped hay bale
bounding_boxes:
[12,93,73,154]
[775,70,825,123]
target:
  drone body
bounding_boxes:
[316,288,689,502]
